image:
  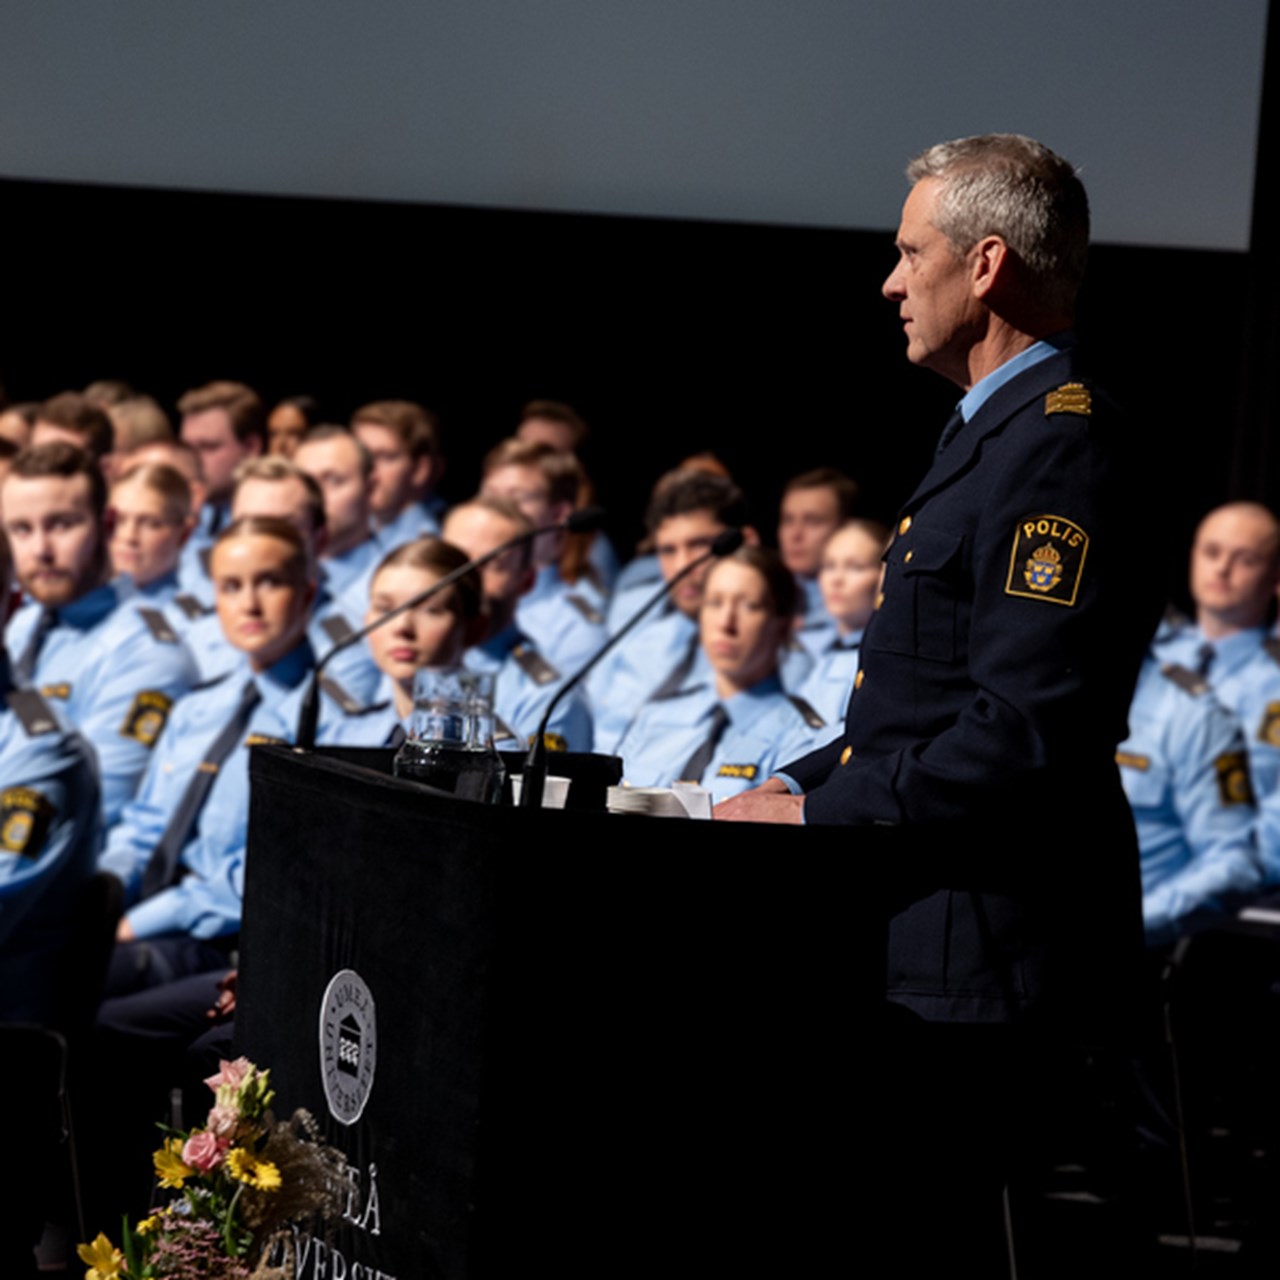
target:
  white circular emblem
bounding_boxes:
[319,969,377,1126]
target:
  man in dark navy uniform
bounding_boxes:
[719,134,1161,1264]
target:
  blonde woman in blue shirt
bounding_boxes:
[618,547,825,804]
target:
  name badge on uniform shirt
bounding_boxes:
[716,763,759,780]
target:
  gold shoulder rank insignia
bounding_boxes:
[1005,514,1088,606]
[120,690,173,746]
[244,733,288,748]
[1258,702,1280,748]
[538,731,568,753]
[1045,383,1091,416]
[716,763,759,780]
[1215,750,1254,807]
[1,786,55,857]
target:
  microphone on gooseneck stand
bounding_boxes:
[518,526,745,808]
[295,506,606,748]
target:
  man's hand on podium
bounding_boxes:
[714,777,804,824]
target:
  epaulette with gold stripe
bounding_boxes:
[1044,382,1091,417]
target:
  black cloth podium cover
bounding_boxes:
[239,746,882,1279]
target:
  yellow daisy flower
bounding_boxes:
[154,1136,193,1189]
[226,1146,283,1192]
[76,1231,124,1279]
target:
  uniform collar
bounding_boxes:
[719,673,785,728]
[1193,625,1269,680]
[57,580,124,630]
[252,639,317,700]
[902,344,1084,517]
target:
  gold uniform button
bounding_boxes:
[854,669,865,689]
[904,550,914,564]
[875,591,885,609]
[840,745,852,766]
[899,516,912,535]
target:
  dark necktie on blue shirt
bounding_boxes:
[141,679,262,898]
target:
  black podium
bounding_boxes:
[238,746,886,1279]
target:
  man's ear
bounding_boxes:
[970,235,1009,300]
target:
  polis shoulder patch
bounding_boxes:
[1044,382,1091,417]
[1215,750,1255,807]
[538,731,568,753]
[1005,514,1089,606]
[120,690,173,746]
[1258,702,1280,748]
[0,786,55,857]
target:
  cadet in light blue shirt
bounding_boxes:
[444,496,592,752]
[183,455,382,700]
[481,437,610,677]
[1118,657,1263,944]
[795,519,890,744]
[0,524,102,1024]
[3,445,200,826]
[618,548,824,804]
[588,470,757,754]
[103,517,367,990]
[1153,502,1280,802]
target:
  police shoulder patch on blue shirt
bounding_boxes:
[120,690,173,746]
[0,786,54,857]
[1258,702,1280,748]
[1216,750,1254,807]
[1005,514,1088,606]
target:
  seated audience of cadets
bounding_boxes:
[480,437,607,674]
[1154,502,1280,804]
[101,518,363,989]
[2,444,199,826]
[324,537,485,746]
[293,425,387,607]
[515,398,620,591]
[107,462,204,625]
[1118,656,1264,945]
[179,456,381,703]
[589,469,757,755]
[617,548,824,803]
[797,518,890,739]
[442,496,591,752]
[175,381,268,608]
[777,467,859,660]
[351,399,447,545]
[0,528,102,1024]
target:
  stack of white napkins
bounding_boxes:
[606,782,713,820]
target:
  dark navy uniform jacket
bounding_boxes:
[782,347,1162,1029]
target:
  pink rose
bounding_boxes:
[204,1057,252,1094]
[182,1130,227,1173]
[205,1104,240,1139]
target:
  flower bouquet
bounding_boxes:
[78,1057,346,1279]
